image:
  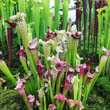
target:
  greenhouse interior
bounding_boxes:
[0,0,110,110]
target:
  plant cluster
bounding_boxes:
[0,0,70,68]
[75,0,108,59]
[0,0,110,110]
[0,13,109,110]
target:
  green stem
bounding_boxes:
[56,73,62,94]
[20,56,30,74]
[18,0,26,12]
[43,93,46,110]
[78,76,83,100]
[54,0,60,30]
[62,0,69,30]
[0,60,16,85]
[48,78,54,103]
[82,83,91,105]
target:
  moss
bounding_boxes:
[96,76,110,95]
[0,89,25,110]
[85,76,110,110]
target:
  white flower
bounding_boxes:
[10,13,26,21]
[71,25,77,32]
[95,66,99,73]
[56,46,63,53]
[10,15,17,20]
[101,46,107,52]
[0,51,2,55]
[47,56,55,61]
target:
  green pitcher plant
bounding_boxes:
[0,12,109,110]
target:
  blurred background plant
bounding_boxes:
[0,0,71,68]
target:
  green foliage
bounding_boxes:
[85,83,110,110]
[0,1,110,110]
[0,89,25,110]
[96,76,110,95]
[0,0,70,45]
[62,0,69,30]
[97,5,110,74]
[54,0,60,30]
